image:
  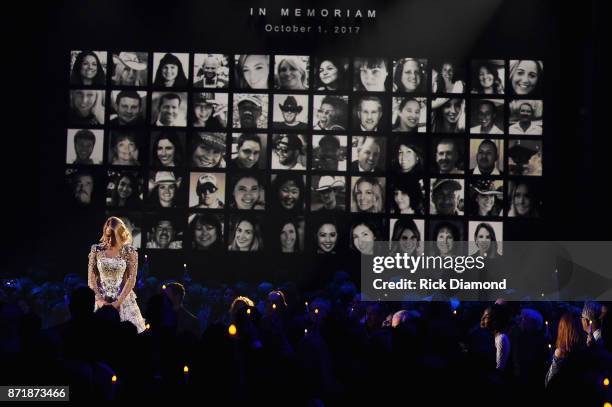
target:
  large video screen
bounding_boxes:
[65,51,543,256]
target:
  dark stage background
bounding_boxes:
[4,0,606,290]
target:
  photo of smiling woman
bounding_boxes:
[147,171,184,208]
[106,170,142,208]
[471,60,505,95]
[431,98,465,133]
[392,97,426,133]
[390,177,425,215]
[188,213,224,251]
[429,220,463,257]
[351,176,385,214]
[228,215,263,252]
[152,53,189,88]
[274,55,309,90]
[313,216,342,254]
[273,217,304,253]
[150,131,184,168]
[350,218,383,256]
[270,173,305,212]
[70,50,106,86]
[391,137,425,175]
[235,55,270,90]
[314,57,349,91]
[354,57,389,92]
[431,59,466,94]
[507,179,542,218]
[469,221,502,258]
[390,218,424,256]
[69,90,105,127]
[108,131,141,166]
[508,60,543,96]
[229,174,265,210]
[393,58,428,93]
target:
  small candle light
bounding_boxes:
[162,284,167,290]
[228,324,237,336]
[548,344,552,349]
[246,308,251,315]
[453,310,457,315]
[314,308,319,315]
[304,328,308,335]
[545,320,548,326]
[183,365,189,374]
[111,375,117,383]
[603,377,609,387]
[145,323,150,330]
[272,303,277,310]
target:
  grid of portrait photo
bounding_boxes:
[65,52,544,256]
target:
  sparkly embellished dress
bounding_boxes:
[87,243,146,333]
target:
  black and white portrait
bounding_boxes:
[66,129,104,165]
[108,130,143,166]
[430,98,465,133]
[188,213,224,251]
[508,100,543,135]
[508,60,543,97]
[390,136,425,175]
[468,221,503,258]
[111,51,148,86]
[69,90,105,127]
[189,172,226,209]
[467,179,504,217]
[230,133,267,170]
[393,58,428,93]
[312,214,344,254]
[273,216,305,253]
[66,168,100,207]
[314,57,349,91]
[428,220,464,256]
[508,140,542,176]
[312,135,347,171]
[470,99,504,135]
[147,170,185,208]
[70,50,107,86]
[109,90,147,126]
[392,97,427,132]
[105,170,143,208]
[431,59,466,94]
[312,95,349,131]
[272,94,309,130]
[429,178,465,216]
[232,94,268,129]
[353,57,389,92]
[274,55,310,90]
[310,175,346,212]
[350,136,386,173]
[191,92,228,130]
[228,214,264,252]
[470,60,505,95]
[190,132,227,169]
[228,173,266,210]
[146,216,183,249]
[353,96,384,132]
[152,52,189,88]
[389,177,426,215]
[271,134,308,170]
[193,54,230,89]
[350,176,386,214]
[235,55,271,90]
[389,218,425,256]
[270,173,306,211]
[507,179,542,217]
[469,139,504,175]
[350,217,384,256]
[151,92,188,127]
[150,130,185,168]
[431,137,464,174]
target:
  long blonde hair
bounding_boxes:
[100,216,132,247]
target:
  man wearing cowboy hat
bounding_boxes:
[192,132,226,168]
[193,92,227,130]
[431,178,463,215]
[112,52,147,86]
[273,95,308,130]
[470,100,503,134]
[236,94,264,128]
[110,90,144,126]
[191,174,224,209]
[194,55,228,88]
[271,134,305,170]
[312,176,345,211]
[470,179,503,216]
[470,139,502,175]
